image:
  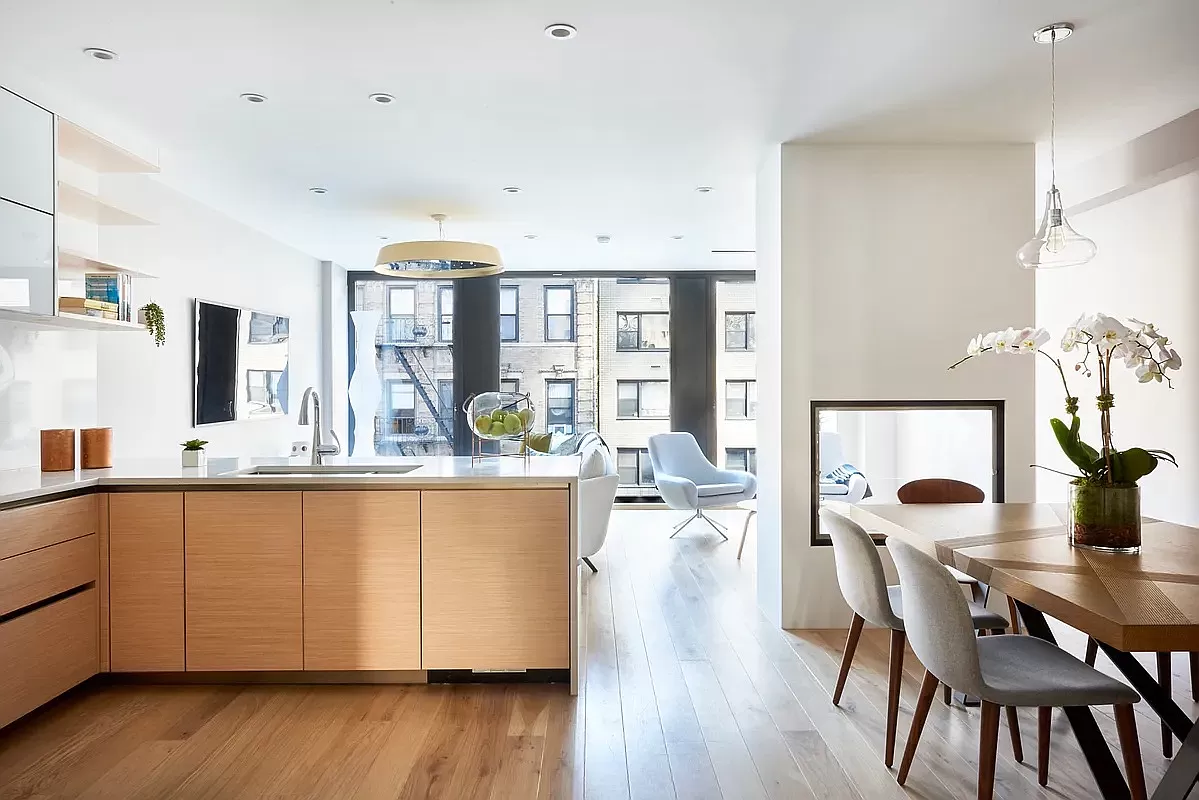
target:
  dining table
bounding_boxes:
[830,501,1199,800]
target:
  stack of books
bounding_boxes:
[59,296,120,320]
[60,272,134,322]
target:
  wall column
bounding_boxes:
[452,275,500,455]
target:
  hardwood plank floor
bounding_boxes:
[0,508,1193,799]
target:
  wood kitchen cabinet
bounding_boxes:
[420,489,570,670]
[303,491,421,670]
[109,492,184,671]
[184,492,303,671]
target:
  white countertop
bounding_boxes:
[0,455,581,508]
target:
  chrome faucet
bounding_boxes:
[298,387,341,465]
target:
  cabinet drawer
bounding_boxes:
[0,534,96,617]
[0,588,98,729]
[0,495,98,560]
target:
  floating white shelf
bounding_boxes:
[0,308,146,332]
[58,248,158,279]
[57,182,154,227]
[57,119,160,174]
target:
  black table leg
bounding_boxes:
[1097,642,1199,799]
[1016,601,1132,800]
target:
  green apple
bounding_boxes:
[491,408,507,421]
[503,414,523,434]
[474,415,492,435]
[518,408,532,426]
[489,421,507,437]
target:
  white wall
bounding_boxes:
[1036,111,1199,525]
[758,143,1036,628]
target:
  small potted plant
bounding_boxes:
[139,302,166,347]
[181,439,209,468]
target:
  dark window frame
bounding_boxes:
[616,379,670,419]
[616,447,656,486]
[725,379,757,420]
[436,284,454,342]
[545,378,576,434]
[500,285,519,342]
[544,285,575,342]
[809,399,1005,547]
[616,311,670,351]
[724,311,755,351]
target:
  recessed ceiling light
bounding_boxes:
[309,187,327,195]
[671,235,685,240]
[368,93,395,105]
[502,186,522,194]
[1033,22,1074,44]
[524,234,538,240]
[240,92,268,103]
[544,23,577,40]
[596,235,611,244]
[83,47,118,61]
[695,186,714,193]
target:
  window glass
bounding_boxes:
[546,379,575,433]
[640,313,669,349]
[725,312,755,351]
[500,286,518,342]
[545,286,574,341]
[640,381,669,418]
[500,378,520,394]
[616,313,639,350]
[616,382,639,418]
[438,285,454,341]
[389,285,415,316]
[616,448,655,486]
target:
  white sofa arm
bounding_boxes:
[843,474,869,504]
[655,474,699,510]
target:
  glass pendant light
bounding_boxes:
[375,214,504,279]
[1017,23,1097,270]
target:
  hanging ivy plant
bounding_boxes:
[140,302,166,347]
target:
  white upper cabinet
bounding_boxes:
[0,88,54,214]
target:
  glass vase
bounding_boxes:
[1067,481,1141,553]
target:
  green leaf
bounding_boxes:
[1119,447,1158,483]
[1146,449,1179,467]
[1051,417,1097,475]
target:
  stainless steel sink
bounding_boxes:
[230,465,423,477]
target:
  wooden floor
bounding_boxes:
[0,508,1196,799]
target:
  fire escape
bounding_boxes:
[375,317,453,455]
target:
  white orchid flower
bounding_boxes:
[1060,313,1089,352]
[1159,346,1183,371]
[1087,314,1133,354]
[966,334,985,357]
[992,328,1017,353]
[982,331,998,349]
[1129,318,1165,342]
[1014,327,1050,353]
[1136,360,1164,383]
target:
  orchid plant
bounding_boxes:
[950,314,1181,487]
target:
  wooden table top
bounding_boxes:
[832,502,1199,653]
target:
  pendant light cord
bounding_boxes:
[1050,33,1057,190]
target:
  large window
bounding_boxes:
[384,379,416,434]
[437,285,454,342]
[500,378,520,394]
[726,447,757,474]
[616,312,669,351]
[545,286,574,341]
[725,312,755,351]
[386,285,417,342]
[617,380,669,419]
[725,380,757,420]
[500,285,519,342]
[616,448,655,486]
[546,379,576,434]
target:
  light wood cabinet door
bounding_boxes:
[185,492,303,671]
[303,491,421,670]
[109,493,184,671]
[421,489,569,670]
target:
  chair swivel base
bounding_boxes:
[670,508,728,541]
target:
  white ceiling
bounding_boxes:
[0,0,1196,272]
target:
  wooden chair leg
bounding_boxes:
[885,629,906,768]
[1115,703,1148,800]
[897,669,940,784]
[1158,652,1173,758]
[1085,637,1098,666]
[832,613,864,706]
[1190,652,1199,702]
[1006,706,1023,763]
[1006,596,1021,635]
[1037,707,1051,786]
[978,702,1001,800]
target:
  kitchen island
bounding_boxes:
[0,456,581,731]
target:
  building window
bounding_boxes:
[726,448,757,474]
[725,380,757,419]
[500,285,519,342]
[545,286,575,342]
[616,312,669,351]
[725,312,755,351]
[617,448,656,486]
[385,379,416,434]
[386,285,417,342]
[546,379,576,434]
[437,379,454,417]
[616,380,669,419]
[437,285,454,342]
[500,378,520,394]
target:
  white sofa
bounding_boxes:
[819,431,869,505]
[577,434,619,572]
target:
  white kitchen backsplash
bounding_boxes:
[0,321,99,470]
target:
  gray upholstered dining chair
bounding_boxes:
[820,509,1009,769]
[886,535,1146,800]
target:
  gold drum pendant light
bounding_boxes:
[375,214,504,279]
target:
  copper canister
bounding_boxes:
[40,429,76,472]
[80,427,113,469]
